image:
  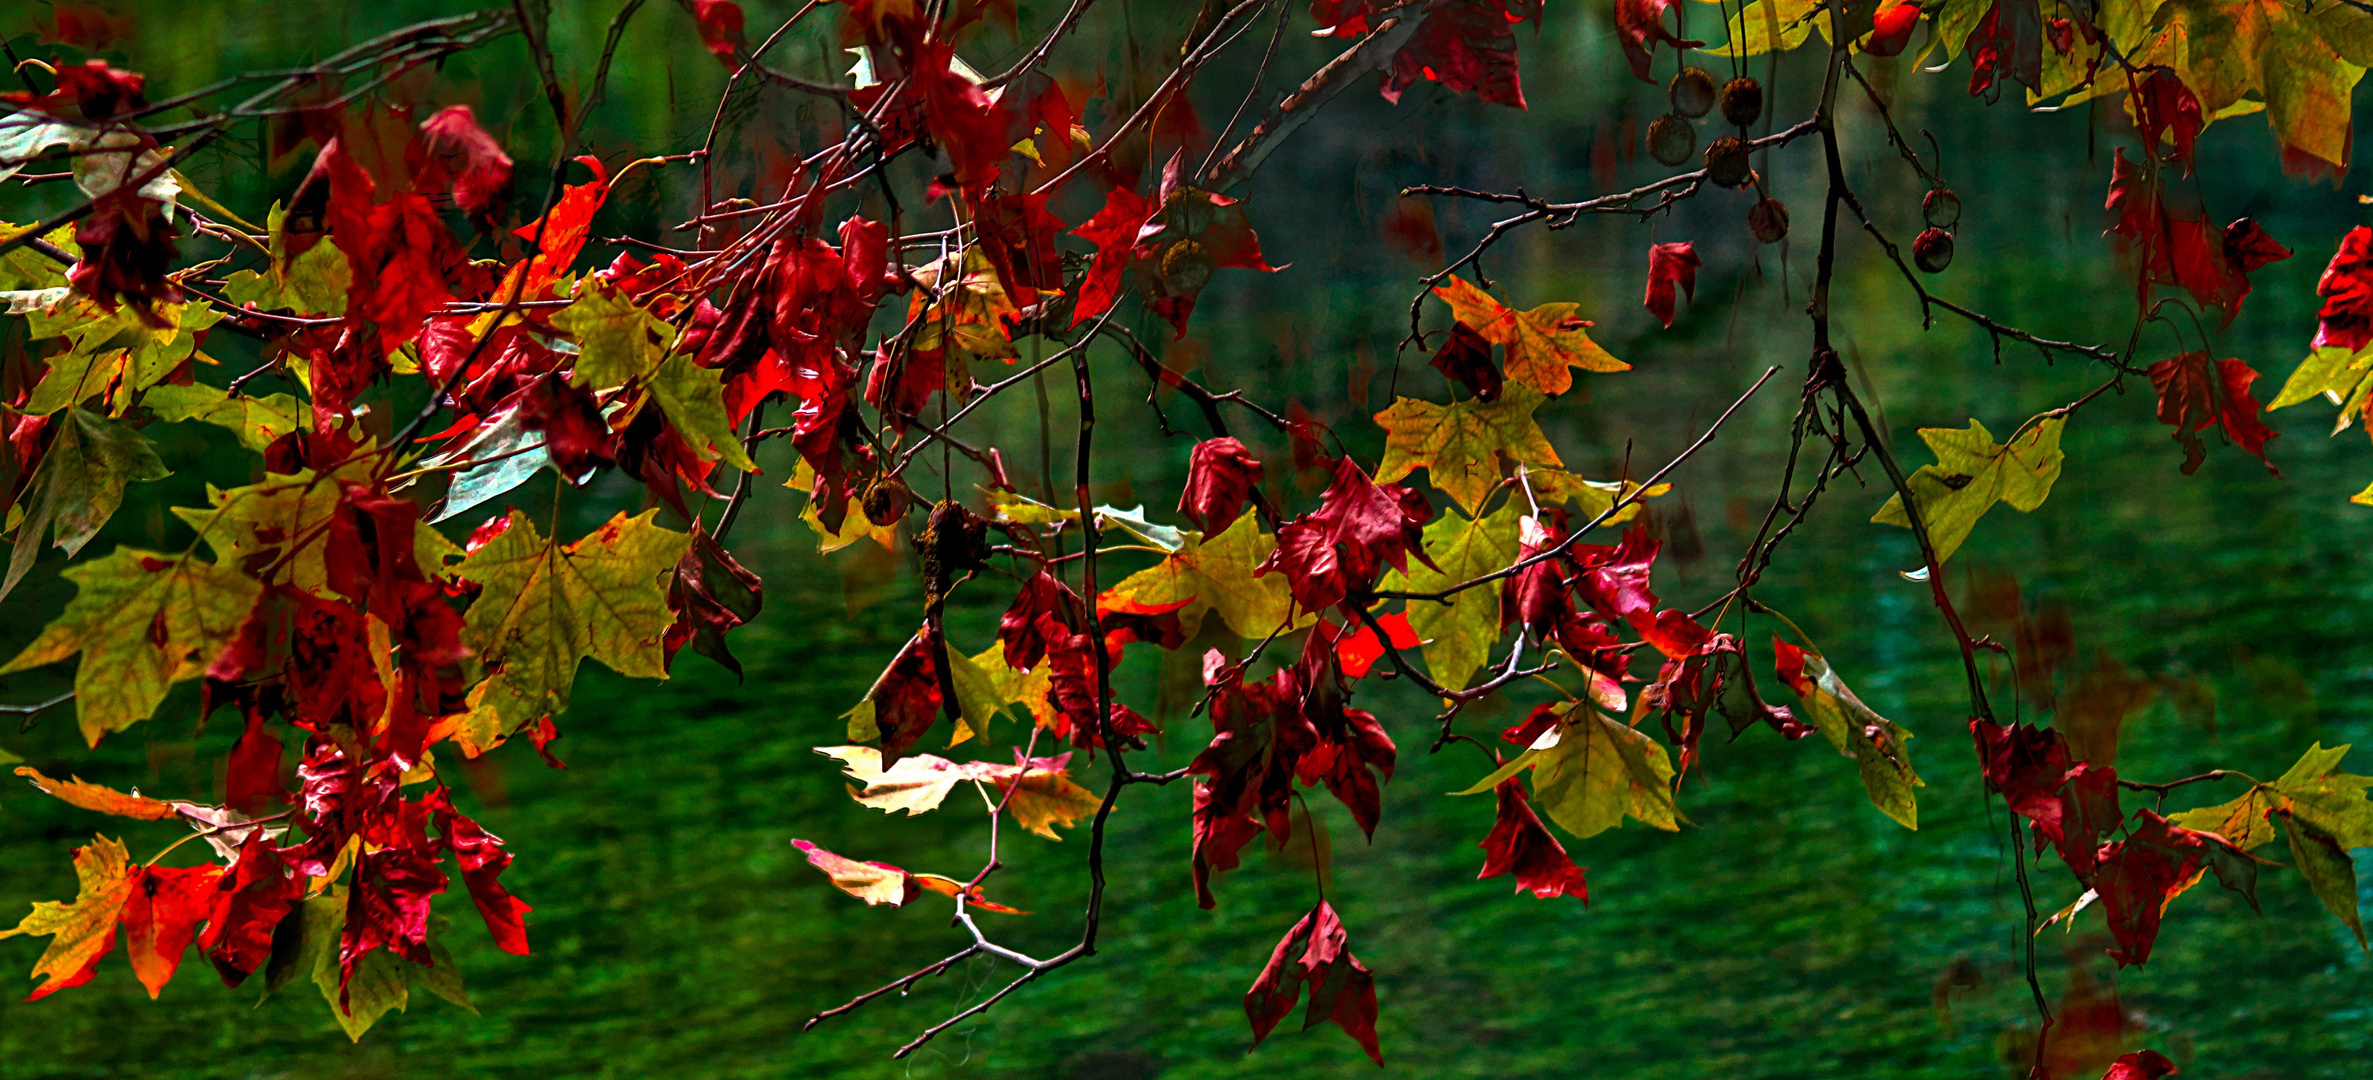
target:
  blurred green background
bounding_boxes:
[4,1,2372,1077]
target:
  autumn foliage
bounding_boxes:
[0,0,2370,1073]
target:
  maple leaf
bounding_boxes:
[13,766,180,820]
[1180,437,1264,535]
[1458,702,1680,840]
[1379,502,1521,692]
[1478,778,1590,900]
[1773,637,1923,829]
[1257,457,1432,616]
[1102,516,1304,640]
[22,297,222,417]
[0,835,133,999]
[425,787,530,956]
[0,547,260,745]
[1373,384,1561,515]
[143,383,303,452]
[663,522,763,677]
[513,155,611,296]
[456,510,690,749]
[1644,241,1701,328]
[1243,901,1382,1064]
[1069,186,1158,328]
[1432,275,1626,396]
[199,832,295,986]
[220,203,351,317]
[2168,742,2373,947]
[790,839,1021,912]
[123,863,221,999]
[2,405,168,602]
[1871,416,2066,564]
[2145,351,2277,474]
[2093,809,2249,965]
[1867,1,1922,55]
[2115,0,2373,176]
[1327,613,1421,679]
[318,139,459,358]
[843,629,948,765]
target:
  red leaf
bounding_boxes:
[1866,1,1921,56]
[428,786,531,956]
[224,709,290,815]
[1180,437,1265,535]
[124,864,224,999]
[971,190,1066,307]
[1478,779,1590,900]
[2144,351,2278,475]
[1615,0,1701,84]
[1330,613,1419,679]
[414,105,513,219]
[1965,0,2041,97]
[1256,457,1431,616]
[2132,70,2202,173]
[999,571,1081,671]
[1645,241,1701,328]
[4,59,146,120]
[2094,810,2227,966]
[692,0,747,70]
[1428,322,1503,401]
[1243,901,1383,1064]
[67,190,180,319]
[511,155,612,296]
[2102,1050,2178,1080]
[2313,226,2373,352]
[866,631,945,765]
[200,832,297,987]
[336,847,444,1000]
[664,522,765,677]
[320,139,463,361]
[1071,186,1159,328]
[1383,0,1533,109]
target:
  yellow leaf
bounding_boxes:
[555,281,674,389]
[23,300,223,417]
[1871,417,2066,564]
[0,548,260,745]
[1432,275,1626,396]
[1524,706,1682,839]
[1380,502,1522,692]
[1098,516,1305,639]
[0,835,133,999]
[1373,384,1562,515]
[647,353,759,472]
[457,510,690,745]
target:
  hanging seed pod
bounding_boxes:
[1159,238,1212,294]
[1647,114,1696,166]
[862,473,913,526]
[1913,227,1956,273]
[1748,197,1790,243]
[1669,67,1717,119]
[1705,136,1753,188]
[1923,188,1962,229]
[1720,76,1764,128]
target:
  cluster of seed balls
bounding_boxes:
[1645,66,1958,273]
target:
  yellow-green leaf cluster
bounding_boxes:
[1379,503,1521,692]
[1872,417,2065,564]
[1374,384,1561,514]
[1457,704,1681,840]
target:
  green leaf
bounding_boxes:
[556,282,673,389]
[2269,345,2373,414]
[3,407,169,602]
[1099,515,1305,639]
[1872,417,2066,565]
[647,353,758,472]
[221,204,350,317]
[1464,705,1681,840]
[2284,815,2368,951]
[1374,384,1562,515]
[2268,742,2373,848]
[0,548,259,745]
[142,383,303,451]
[1776,642,1923,829]
[1380,502,1522,692]
[24,300,223,417]
[457,510,690,749]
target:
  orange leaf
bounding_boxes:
[1432,275,1626,395]
[14,766,180,820]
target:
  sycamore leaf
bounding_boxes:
[1773,638,1923,829]
[2117,0,2373,176]
[1701,0,1821,56]
[269,894,474,1040]
[790,839,1024,911]
[1432,275,1627,396]
[557,282,673,389]
[1524,470,1667,524]
[1379,502,1522,692]
[3,406,169,602]
[1374,384,1561,515]
[0,548,260,745]
[457,510,690,746]
[0,835,133,1000]
[168,467,364,597]
[1872,417,2066,564]
[1100,516,1305,639]
[142,383,303,452]
[815,745,1101,839]
[13,766,179,820]
[122,863,221,999]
